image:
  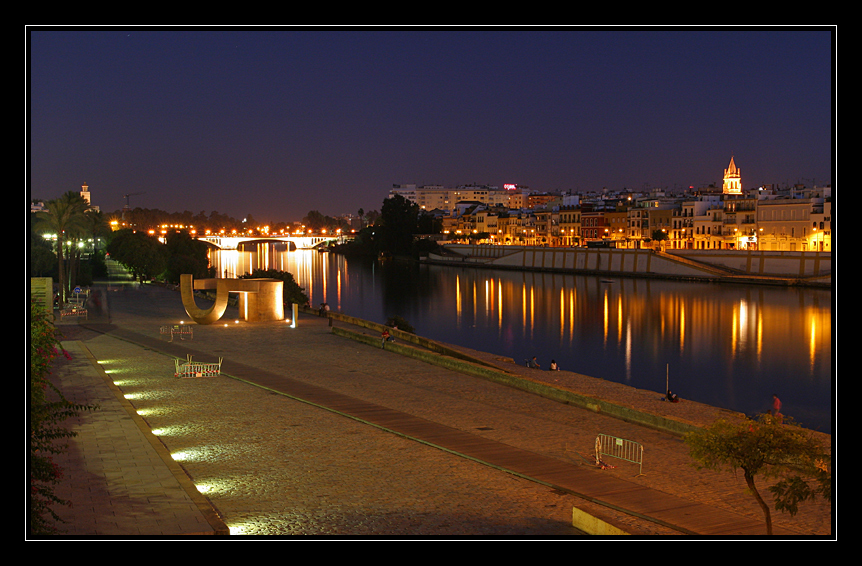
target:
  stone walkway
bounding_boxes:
[40,272,832,538]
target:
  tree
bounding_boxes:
[302,210,328,231]
[163,231,212,284]
[32,192,90,305]
[685,413,831,535]
[378,194,422,256]
[30,230,56,277]
[83,209,110,248]
[106,229,169,282]
[239,269,309,307]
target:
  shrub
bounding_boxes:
[29,299,96,535]
[385,315,415,334]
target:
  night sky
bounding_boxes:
[27,27,835,224]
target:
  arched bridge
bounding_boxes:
[198,235,350,250]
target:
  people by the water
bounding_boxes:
[549,360,559,371]
[771,394,782,421]
[527,356,541,369]
[381,328,394,348]
[666,389,679,403]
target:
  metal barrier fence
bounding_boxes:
[174,355,223,378]
[160,324,194,341]
[595,434,644,476]
[60,306,88,320]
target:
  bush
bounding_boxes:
[239,269,309,307]
[29,300,97,534]
[385,315,415,334]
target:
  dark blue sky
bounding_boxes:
[28,27,835,223]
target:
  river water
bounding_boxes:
[210,246,834,434]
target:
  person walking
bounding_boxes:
[771,394,782,420]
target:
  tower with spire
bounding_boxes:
[79,182,99,212]
[722,156,742,195]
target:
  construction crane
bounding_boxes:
[121,192,145,220]
[123,192,146,209]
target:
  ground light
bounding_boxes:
[97,341,252,534]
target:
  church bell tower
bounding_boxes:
[722,157,742,195]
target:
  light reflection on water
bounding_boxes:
[211,247,833,434]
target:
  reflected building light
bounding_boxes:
[756,310,763,363]
[497,279,502,330]
[530,287,535,339]
[810,315,817,374]
[259,242,269,271]
[731,308,738,360]
[617,295,623,344]
[738,299,749,350]
[337,266,342,310]
[625,319,632,382]
[522,283,527,332]
[560,288,565,338]
[473,280,478,322]
[455,275,462,325]
[603,290,609,346]
[679,302,686,354]
[321,255,328,307]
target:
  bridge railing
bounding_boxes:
[197,235,350,250]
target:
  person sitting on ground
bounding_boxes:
[381,328,394,347]
[666,389,679,403]
[527,356,541,369]
[549,360,559,371]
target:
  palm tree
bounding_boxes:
[32,192,90,306]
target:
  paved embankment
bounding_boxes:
[42,277,832,538]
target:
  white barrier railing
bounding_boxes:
[174,355,222,378]
[59,306,88,319]
[595,434,644,476]
[160,324,194,341]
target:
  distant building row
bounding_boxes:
[389,160,832,252]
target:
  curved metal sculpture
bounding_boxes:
[180,274,284,324]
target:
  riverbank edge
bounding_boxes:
[418,256,831,289]
[308,306,728,438]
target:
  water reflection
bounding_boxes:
[209,246,833,433]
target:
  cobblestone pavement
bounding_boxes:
[44,274,833,538]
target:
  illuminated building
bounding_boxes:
[723,156,742,195]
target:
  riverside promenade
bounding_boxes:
[41,267,832,538]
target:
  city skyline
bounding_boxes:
[27,27,835,223]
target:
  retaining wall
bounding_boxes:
[427,245,831,285]
[670,249,832,278]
